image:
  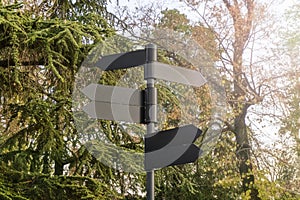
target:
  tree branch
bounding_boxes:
[0,59,46,68]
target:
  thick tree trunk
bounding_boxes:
[222,0,260,198]
[54,160,64,175]
[234,105,260,199]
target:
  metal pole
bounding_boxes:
[145,43,157,200]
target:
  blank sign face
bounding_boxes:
[81,84,144,123]
[83,101,143,123]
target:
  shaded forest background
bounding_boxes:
[0,0,299,200]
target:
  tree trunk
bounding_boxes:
[54,160,64,175]
[222,0,260,198]
[234,105,260,199]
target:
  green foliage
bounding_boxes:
[283,3,300,53]
[280,2,300,156]
[0,2,128,199]
[158,9,191,33]
[0,164,119,200]
[157,9,220,60]
[277,3,300,197]
[155,132,242,199]
[0,0,111,171]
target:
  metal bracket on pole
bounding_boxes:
[145,87,157,124]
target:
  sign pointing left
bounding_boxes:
[95,49,146,71]
[82,101,143,123]
[81,84,143,106]
[81,84,144,123]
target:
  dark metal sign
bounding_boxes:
[144,125,202,170]
[145,144,202,170]
[145,124,202,152]
[95,49,146,71]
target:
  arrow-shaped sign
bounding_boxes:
[81,84,144,123]
[145,62,207,87]
[145,124,202,152]
[81,84,143,106]
[145,144,202,170]
[94,49,206,88]
[82,101,143,123]
[95,49,146,71]
[144,124,203,170]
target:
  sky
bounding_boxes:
[109,0,298,22]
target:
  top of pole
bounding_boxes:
[146,43,157,63]
[146,43,157,49]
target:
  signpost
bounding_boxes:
[144,44,157,200]
[81,43,207,200]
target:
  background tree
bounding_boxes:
[111,0,300,199]
[110,5,244,199]
[0,1,135,199]
[277,2,300,196]
[177,1,288,199]
[153,9,241,200]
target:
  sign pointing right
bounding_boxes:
[145,62,207,87]
[144,124,203,170]
[145,144,202,170]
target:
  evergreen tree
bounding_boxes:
[0,1,128,199]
